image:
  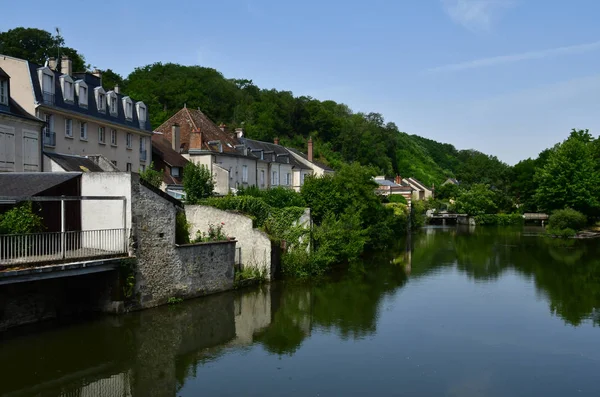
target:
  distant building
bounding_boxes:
[374,175,413,203]
[152,125,190,199]
[43,152,120,172]
[405,177,433,201]
[286,137,335,177]
[442,178,460,186]
[0,67,45,172]
[0,55,152,173]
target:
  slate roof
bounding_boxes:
[407,177,430,191]
[286,147,334,171]
[151,135,189,168]
[375,179,413,191]
[0,173,81,197]
[240,138,311,169]
[28,62,151,133]
[44,152,105,172]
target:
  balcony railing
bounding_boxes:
[140,149,147,162]
[42,91,55,105]
[0,228,128,267]
[43,129,56,147]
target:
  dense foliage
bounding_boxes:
[547,208,587,237]
[139,161,163,188]
[183,162,215,203]
[0,202,44,235]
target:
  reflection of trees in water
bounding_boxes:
[407,227,600,327]
[256,263,408,355]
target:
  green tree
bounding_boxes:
[0,202,44,235]
[454,184,498,216]
[140,161,163,188]
[534,129,600,217]
[100,69,124,92]
[183,162,215,203]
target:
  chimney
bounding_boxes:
[274,137,280,145]
[48,57,57,71]
[190,129,203,150]
[92,69,102,86]
[235,127,244,139]
[60,56,72,76]
[395,175,402,185]
[219,123,226,132]
[172,124,180,152]
[114,85,120,94]
[307,137,313,162]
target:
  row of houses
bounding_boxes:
[0,54,332,197]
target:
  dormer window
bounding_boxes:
[0,78,7,106]
[136,102,146,126]
[95,87,106,112]
[76,80,88,108]
[60,75,74,103]
[107,91,118,116]
[123,96,133,120]
[38,67,55,105]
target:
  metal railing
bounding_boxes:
[140,149,147,161]
[43,128,56,147]
[0,228,128,266]
[42,91,55,105]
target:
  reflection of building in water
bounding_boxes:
[404,233,412,276]
[231,285,273,345]
[69,372,132,397]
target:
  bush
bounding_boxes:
[238,186,305,208]
[175,211,190,244]
[0,202,44,235]
[184,162,215,203]
[191,223,230,243]
[388,194,407,204]
[410,200,427,229]
[548,208,587,231]
[203,196,271,227]
[547,227,577,238]
[140,162,163,188]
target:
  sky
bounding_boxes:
[3,0,600,164]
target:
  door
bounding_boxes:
[0,125,15,171]
[22,130,40,171]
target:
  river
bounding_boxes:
[1,226,599,396]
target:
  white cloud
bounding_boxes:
[426,40,600,73]
[442,0,514,32]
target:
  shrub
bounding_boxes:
[238,186,305,209]
[140,162,163,188]
[0,202,44,235]
[203,196,271,227]
[547,227,577,238]
[175,211,190,244]
[183,162,215,203]
[410,200,427,229]
[388,194,407,205]
[548,208,587,231]
[191,223,229,243]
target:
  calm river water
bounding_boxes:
[1,226,599,396]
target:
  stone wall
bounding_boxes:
[131,182,235,309]
[185,205,274,279]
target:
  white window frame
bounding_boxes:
[242,165,248,183]
[110,129,118,146]
[95,87,106,112]
[123,97,133,120]
[60,75,74,103]
[260,170,265,187]
[76,80,88,107]
[38,67,54,96]
[107,91,118,116]
[272,171,279,186]
[65,118,73,137]
[98,126,106,144]
[286,173,291,186]
[80,121,87,140]
[136,102,147,124]
[0,79,8,105]
[126,132,132,149]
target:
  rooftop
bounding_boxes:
[0,173,81,197]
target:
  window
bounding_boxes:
[110,129,118,146]
[62,77,74,102]
[126,163,132,172]
[242,165,248,183]
[65,119,72,137]
[272,171,279,186]
[140,164,146,172]
[80,121,87,140]
[77,81,88,107]
[98,126,105,144]
[41,72,54,104]
[171,167,180,177]
[301,173,307,185]
[0,79,7,105]
[229,167,233,179]
[140,137,147,161]
[110,95,117,115]
[95,87,106,112]
[43,114,55,147]
[260,170,265,187]
[286,173,291,186]
[136,102,147,126]
[123,97,133,120]
[126,132,132,148]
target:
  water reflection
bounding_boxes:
[405,226,600,326]
[1,226,599,396]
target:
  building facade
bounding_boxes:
[0,55,152,172]
[0,67,45,172]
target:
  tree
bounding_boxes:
[100,69,125,92]
[183,162,214,203]
[140,162,163,188]
[0,27,86,71]
[534,129,600,218]
[454,184,498,216]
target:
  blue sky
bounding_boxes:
[3,0,600,164]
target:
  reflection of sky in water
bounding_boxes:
[1,227,599,397]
